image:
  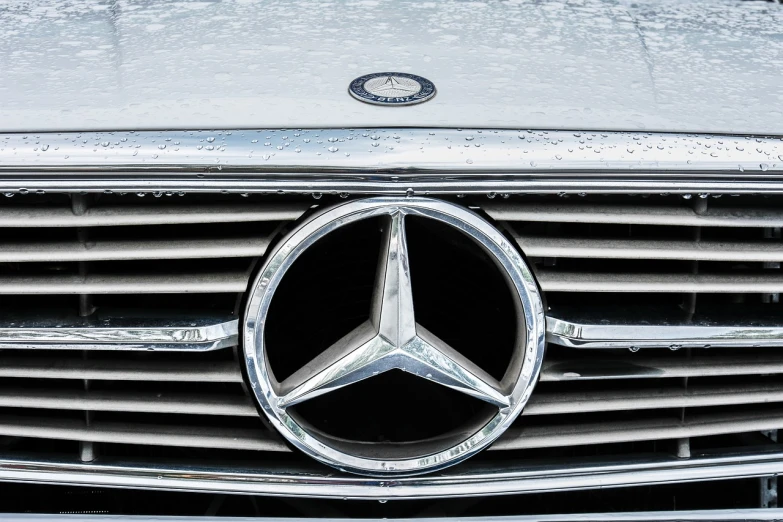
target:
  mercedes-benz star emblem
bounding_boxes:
[348,72,436,106]
[243,197,545,476]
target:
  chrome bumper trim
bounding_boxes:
[0,129,781,194]
[0,313,238,351]
[546,311,783,349]
[1,449,782,499]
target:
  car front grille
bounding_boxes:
[0,193,307,462]
[486,194,783,457]
[1,191,783,497]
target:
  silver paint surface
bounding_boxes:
[0,0,781,134]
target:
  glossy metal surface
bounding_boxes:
[1,448,783,499]
[0,272,249,295]
[484,202,783,228]
[0,130,781,195]
[547,309,783,349]
[540,353,783,382]
[0,313,238,351]
[243,197,546,476]
[0,203,308,227]
[5,511,783,522]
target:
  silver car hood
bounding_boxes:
[0,0,781,134]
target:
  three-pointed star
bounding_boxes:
[372,76,419,93]
[276,210,510,409]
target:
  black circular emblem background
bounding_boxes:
[349,72,436,106]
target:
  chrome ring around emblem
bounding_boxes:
[348,72,436,106]
[243,197,546,476]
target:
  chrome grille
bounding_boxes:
[0,194,305,460]
[2,192,783,495]
[485,194,783,456]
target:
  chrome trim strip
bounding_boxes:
[0,129,781,194]
[0,449,782,499]
[8,309,782,352]
[546,311,783,349]
[5,511,783,522]
[0,313,238,351]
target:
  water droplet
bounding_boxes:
[681,194,692,200]
[328,137,339,143]
[466,159,473,164]
[206,137,216,143]
[158,144,166,150]
[328,146,339,153]
[406,188,414,197]
[761,164,769,172]
[101,141,110,147]
[340,192,349,199]
[555,154,562,160]
[629,346,640,353]
[312,192,323,200]
[465,136,474,141]
[41,144,49,151]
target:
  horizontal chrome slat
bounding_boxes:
[524,383,783,416]
[537,271,783,293]
[515,235,783,262]
[0,203,308,227]
[546,311,783,348]
[0,389,257,416]
[0,357,242,381]
[485,203,783,227]
[492,409,783,450]
[0,416,288,452]
[0,237,270,262]
[1,448,783,499]
[5,510,783,521]
[6,408,781,453]
[0,314,238,351]
[0,273,248,294]
[540,354,783,382]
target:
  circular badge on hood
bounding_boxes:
[349,72,436,106]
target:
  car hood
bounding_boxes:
[0,0,781,135]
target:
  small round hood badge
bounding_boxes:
[349,72,436,106]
